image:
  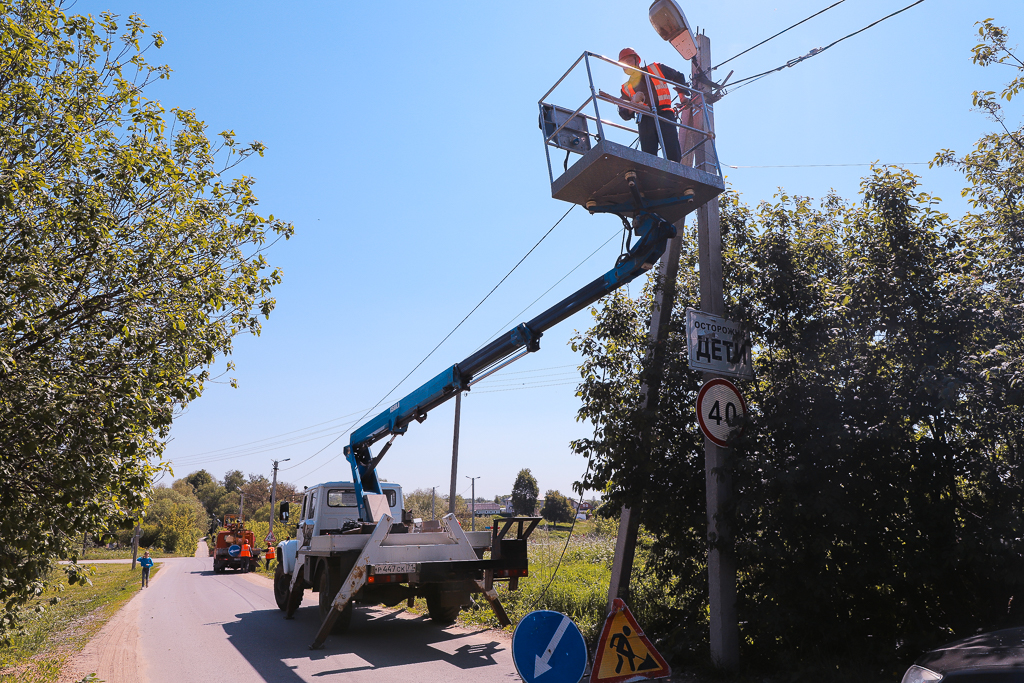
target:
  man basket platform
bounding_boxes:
[539,51,724,223]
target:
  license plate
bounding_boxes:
[372,562,418,575]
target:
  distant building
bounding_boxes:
[471,502,502,517]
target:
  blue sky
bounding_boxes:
[82,0,1023,501]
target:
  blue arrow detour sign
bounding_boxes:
[512,610,588,683]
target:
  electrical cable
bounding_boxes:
[473,227,620,353]
[710,0,846,74]
[726,0,926,91]
[471,381,579,395]
[530,445,595,611]
[491,363,577,376]
[726,162,928,168]
[172,424,361,467]
[474,370,579,384]
[174,408,373,459]
[285,206,576,478]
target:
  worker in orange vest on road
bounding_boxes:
[264,545,276,570]
[617,47,686,163]
[240,543,251,558]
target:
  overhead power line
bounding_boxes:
[727,0,926,91]
[711,0,847,73]
[172,408,372,462]
[471,382,579,395]
[285,206,576,478]
[172,430,351,467]
[473,227,620,353]
[726,162,928,169]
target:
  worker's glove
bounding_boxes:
[630,91,646,105]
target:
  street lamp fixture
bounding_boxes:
[649,0,698,60]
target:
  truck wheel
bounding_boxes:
[426,590,461,625]
[274,561,295,611]
[213,561,222,574]
[318,564,353,634]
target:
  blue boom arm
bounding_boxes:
[344,194,693,520]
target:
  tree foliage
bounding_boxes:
[140,486,208,555]
[541,489,575,524]
[0,1,291,634]
[223,469,245,493]
[511,468,539,516]
[571,23,1024,674]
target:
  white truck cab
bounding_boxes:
[297,481,403,539]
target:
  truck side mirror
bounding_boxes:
[279,501,289,522]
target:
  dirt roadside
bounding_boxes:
[59,550,180,683]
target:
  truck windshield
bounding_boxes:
[328,489,396,507]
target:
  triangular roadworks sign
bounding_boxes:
[590,598,671,682]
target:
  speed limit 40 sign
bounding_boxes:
[696,378,747,447]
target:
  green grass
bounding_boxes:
[403,520,617,644]
[0,563,158,683]
[79,546,174,560]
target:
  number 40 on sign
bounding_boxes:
[696,378,747,447]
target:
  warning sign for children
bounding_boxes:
[590,598,670,682]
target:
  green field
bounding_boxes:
[400,519,622,644]
[78,547,174,560]
[0,563,156,683]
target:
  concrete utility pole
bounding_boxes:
[449,392,462,515]
[268,458,290,543]
[431,486,437,520]
[693,32,738,670]
[239,492,245,520]
[466,476,480,531]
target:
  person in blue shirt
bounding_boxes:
[139,551,153,588]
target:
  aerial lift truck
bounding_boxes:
[275,50,724,649]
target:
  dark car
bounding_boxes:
[902,627,1024,682]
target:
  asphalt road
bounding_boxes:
[81,542,522,683]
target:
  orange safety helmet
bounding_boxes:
[619,47,641,64]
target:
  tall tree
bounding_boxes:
[511,469,539,516]
[184,470,215,491]
[239,473,271,519]
[0,2,291,634]
[223,470,245,493]
[541,489,575,524]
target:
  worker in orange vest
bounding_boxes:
[617,47,686,163]
[240,543,251,558]
[264,545,276,570]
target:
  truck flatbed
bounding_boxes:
[308,530,492,555]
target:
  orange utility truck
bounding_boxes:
[211,514,261,573]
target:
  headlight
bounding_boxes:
[901,665,942,683]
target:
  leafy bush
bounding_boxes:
[143,488,207,556]
[570,26,1024,674]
